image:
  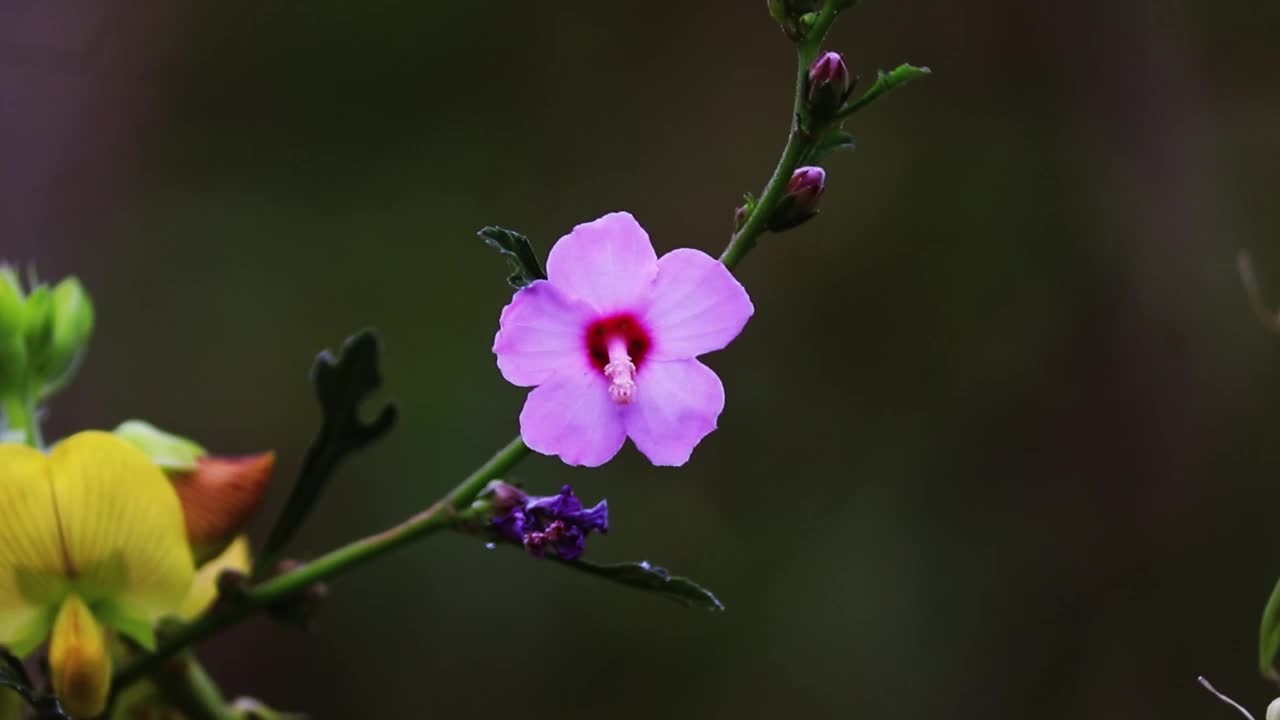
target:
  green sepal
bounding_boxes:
[556,559,725,612]
[114,420,207,472]
[95,604,158,652]
[478,226,547,289]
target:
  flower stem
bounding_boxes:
[113,437,528,689]
[147,652,237,720]
[2,393,42,449]
[719,1,842,271]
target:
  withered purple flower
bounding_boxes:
[491,484,608,561]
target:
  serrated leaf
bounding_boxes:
[479,227,546,289]
[0,649,69,719]
[841,62,931,118]
[1260,576,1280,681]
[558,559,725,611]
[258,330,398,572]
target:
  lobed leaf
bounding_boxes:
[258,330,398,573]
[479,227,547,289]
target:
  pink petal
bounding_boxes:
[519,368,627,467]
[643,249,754,361]
[545,212,658,313]
[493,281,595,387]
[624,359,725,466]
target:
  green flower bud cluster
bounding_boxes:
[0,265,95,442]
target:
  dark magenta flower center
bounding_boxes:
[585,313,651,370]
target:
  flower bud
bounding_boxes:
[807,51,852,123]
[49,594,111,720]
[767,0,821,40]
[37,277,94,396]
[115,420,276,563]
[1268,698,1280,720]
[767,166,826,232]
[0,267,26,397]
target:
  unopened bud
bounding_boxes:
[807,51,852,123]
[767,0,821,40]
[115,420,275,563]
[0,268,26,396]
[767,166,826,232]
[0,267,95,405]
[49,594,111,720]
[37,277,93,396]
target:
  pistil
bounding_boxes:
[603,337,637,404]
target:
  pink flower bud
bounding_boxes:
[768,166,826,232]
[807,52,852,122]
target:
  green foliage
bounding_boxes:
[560,560,725,612]
[804,130,856,164]
[841,63,932,118]
[479,227,547,289]
[0,649,70,719]
[259,330,398,571]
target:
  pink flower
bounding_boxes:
[493,212,754,467]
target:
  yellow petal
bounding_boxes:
[179,535,251,620]
[49,593,111,719]
[50,432,195,635]
[0,443,71,654]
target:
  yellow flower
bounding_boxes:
[0,432,195,718]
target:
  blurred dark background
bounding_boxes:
[3,1,1280,717]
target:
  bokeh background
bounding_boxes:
[3,1,1280,718]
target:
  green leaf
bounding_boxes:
[258,330,398,572]
[479,227,547,289]
[840,62,931,118]
[806,130,856,164]
[557,559,725,612]
[1260,576,1280,681]
[0,649,70,719]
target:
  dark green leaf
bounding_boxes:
[0,648,70,719]
[1260,576,1280,681]
[479,226,546,289]
[806,130,856,164]
[558,559,725,612]
[258,330,398,573]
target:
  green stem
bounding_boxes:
[113,437,528,689]
[719,0,842,271]
[2,394,42,449]
[147,652,237,720]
